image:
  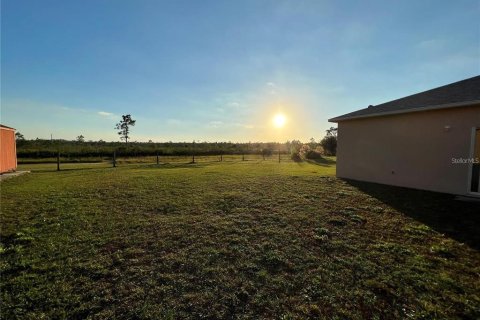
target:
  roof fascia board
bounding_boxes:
[329,99,480,123]
[0,126,16,131]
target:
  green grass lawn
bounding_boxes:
[1,159,479,319]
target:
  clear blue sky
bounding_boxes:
[2,0,479,142]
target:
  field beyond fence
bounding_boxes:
[18,153,324,171]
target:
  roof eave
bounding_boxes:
[328,99,480,123]
[0,125,16,131]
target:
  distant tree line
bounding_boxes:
[16,138,336,159]
[15,126,337,159]
[16,139,286,158]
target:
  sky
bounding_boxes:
[1,0,479,142]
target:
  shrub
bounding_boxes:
[261,148,273,157]
[320,135,337,156]
[305,149,323,160]
[291,151,302,162]
[299,145,323,160]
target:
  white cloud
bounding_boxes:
[208,121,223,128]
[234,123,254,129]
[98,111,113,117]
[166,119,183,126]
[417,39,446,50]
[226,102,240,108]
[266,82,277,95]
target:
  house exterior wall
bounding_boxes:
[336,104,480,195]
[0,127,17,173]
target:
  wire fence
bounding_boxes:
[17,152,294,172]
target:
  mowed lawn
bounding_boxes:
[1,159,479,319]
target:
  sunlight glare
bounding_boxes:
[273,113,287,128]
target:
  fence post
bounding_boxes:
[192,141,195,163]
[278,150,281,163]
[113,151,116,167]
[242,154,245,161]
[156,152,159,165]
[57,150,60,171]
[220,154,223,162]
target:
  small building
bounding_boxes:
[329,76,480,197]
[0,125,17,174]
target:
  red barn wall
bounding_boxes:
[0,127,17,173]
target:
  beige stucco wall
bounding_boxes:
[336,104,480,195]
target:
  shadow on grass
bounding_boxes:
[18,160,103,165]
[145,162,212,169]
[344,179,480,251]
[144,159,280,169]
[305,157,336,166]
[29,166,111,173]
[292,157,336,167]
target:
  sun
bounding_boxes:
[273,113,287,128]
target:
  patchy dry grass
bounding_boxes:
[1,160,479,319]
